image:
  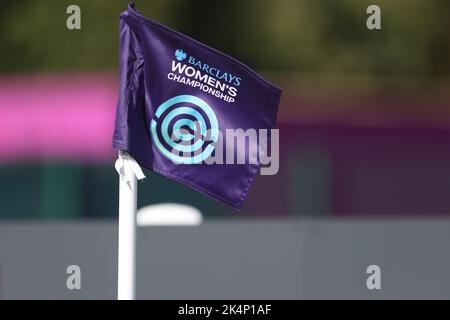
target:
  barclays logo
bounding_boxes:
[171,48,242,88]
[175,49,187,61]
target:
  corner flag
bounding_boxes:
[113,3,282,210]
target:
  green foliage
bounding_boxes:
[0,0,449,78]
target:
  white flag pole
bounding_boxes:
[115,150,146,300]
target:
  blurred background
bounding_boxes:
[0,0,449,219]
[0,0,450,299]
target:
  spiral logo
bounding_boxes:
[150,95,219,164]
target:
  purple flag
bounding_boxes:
[112,4,282,210]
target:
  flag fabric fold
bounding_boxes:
[112,3,281,210]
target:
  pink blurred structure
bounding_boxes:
[0,73,118,163]
[1,73,449,215]
[1,72,449,165]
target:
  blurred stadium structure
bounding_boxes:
[0,0,449,219]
